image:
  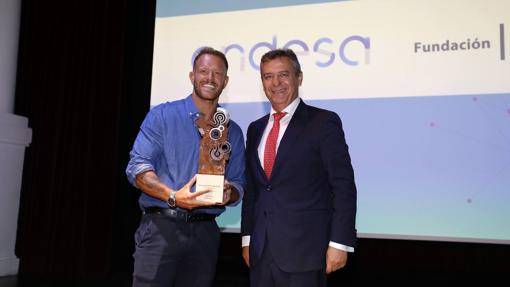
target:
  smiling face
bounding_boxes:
[189,53,229,104]
[260,56,303,112]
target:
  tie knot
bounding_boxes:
[273,112,286,122]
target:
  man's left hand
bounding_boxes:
[218,180,239,205]
[325,246,348,274]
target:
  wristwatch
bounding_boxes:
[167,191,177,208]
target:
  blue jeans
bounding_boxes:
[132,213,220,287]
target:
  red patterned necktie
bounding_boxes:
[264,112,286,179]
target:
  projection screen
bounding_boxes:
[150,0,510,244]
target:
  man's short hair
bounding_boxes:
[260,49,302,75]
[193,47,229,72]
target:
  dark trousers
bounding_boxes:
[250,237,327,287]
[132,213,220,287]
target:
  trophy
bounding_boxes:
[195,107,232,203]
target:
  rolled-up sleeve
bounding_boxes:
[126,108,164,187]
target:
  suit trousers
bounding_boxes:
[132,213,220,287]
[250,236,327,287]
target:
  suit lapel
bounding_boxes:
[251,115,269,181]
[270,101,308,179]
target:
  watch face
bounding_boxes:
[167,192,176,208]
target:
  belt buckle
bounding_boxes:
[176,209,190,222]
[187,213,203,222]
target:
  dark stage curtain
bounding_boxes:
[14,0,155,283]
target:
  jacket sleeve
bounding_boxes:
[241,123,257,236]
[319,111,357,247]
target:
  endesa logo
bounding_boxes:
[192,35,371,71]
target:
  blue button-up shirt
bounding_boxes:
[126,95,246,215]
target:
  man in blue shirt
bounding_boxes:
[126,47,245,287]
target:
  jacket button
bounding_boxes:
[266,185,272,191]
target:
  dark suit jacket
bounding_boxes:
[241,100,357,272]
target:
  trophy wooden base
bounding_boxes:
[196,174,224,203]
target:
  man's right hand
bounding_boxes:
[242,246,250,267]
[174,175,215,209]
[136,171,214,209]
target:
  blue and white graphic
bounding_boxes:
[152,0,510,244]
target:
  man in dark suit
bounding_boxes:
[241,49,357,287]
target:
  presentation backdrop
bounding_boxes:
[151,0,510,244]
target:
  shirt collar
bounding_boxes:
[185,94,225,123]
[270,97,301,118]
[185,94,201,120]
